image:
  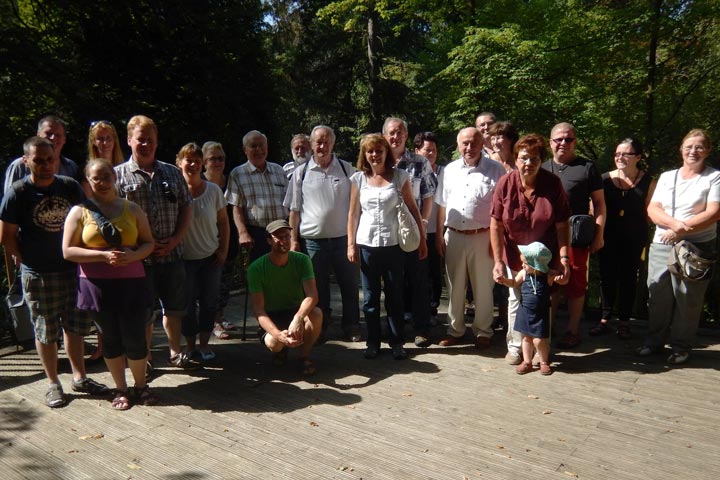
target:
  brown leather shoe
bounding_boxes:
[474,335,491,349]
[439,335,462,347]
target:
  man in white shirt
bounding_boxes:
[287,126,360,342]
[435,127,506,349]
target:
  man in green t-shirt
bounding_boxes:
[247,219,322,375]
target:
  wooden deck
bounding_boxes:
[2,289,720,480]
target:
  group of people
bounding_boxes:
[1,112,717,410]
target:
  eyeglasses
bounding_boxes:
[683,146,706,153]
[206,156,225,163]
[88,174,114,185]
[552,137,575,145]
[160,181,177,203]
[614,152,638,158]
[518,156,541,165]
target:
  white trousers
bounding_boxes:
[444,229,494,338]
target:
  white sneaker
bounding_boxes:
[667,351,689,365]
[505,351,522,365]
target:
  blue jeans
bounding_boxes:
[360,245,405,347]
[182,256,222,337]
[305,236,360,332]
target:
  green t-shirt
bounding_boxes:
[247,251,315,312]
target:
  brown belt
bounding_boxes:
[447,226,488,235]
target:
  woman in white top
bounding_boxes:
[177,143,230,361]
[348,133,426,360]
[640,129,720,365]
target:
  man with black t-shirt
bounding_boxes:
[0,137,108,408]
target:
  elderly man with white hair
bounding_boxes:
[225,130,289,263]
[435,127,506,350]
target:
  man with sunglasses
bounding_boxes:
[3,116,80,194]
[542,122,606,349]
[115,115,195,370]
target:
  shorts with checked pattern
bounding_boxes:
[21,268,93,344]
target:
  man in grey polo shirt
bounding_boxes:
[287,125,361,342]
[4,115,80,193]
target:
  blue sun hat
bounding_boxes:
[517,242,552,273]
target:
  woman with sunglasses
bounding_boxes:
[639,129,720,365]
[202,141,240,339]
[591,138,655,339]
[63,158,156,410]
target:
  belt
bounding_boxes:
[447,226,488,235]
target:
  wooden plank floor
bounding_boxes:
[2,287,720,480]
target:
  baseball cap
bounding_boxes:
[266,219,291,235]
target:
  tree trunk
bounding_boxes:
[644,0,662,162]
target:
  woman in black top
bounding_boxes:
[592,138,655,339]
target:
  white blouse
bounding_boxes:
[351,169,409,247]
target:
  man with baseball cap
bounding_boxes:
[247,219,323,375]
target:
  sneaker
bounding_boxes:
[667,351,689,365]
[200,350,216,361]
[636,345,657,357]
[168,352,201,370]
[414,335,431,348]
[505,351,522,365]
[46,384,66,408]
[71,377,110,395]
[391,344,408,360]
[556,331,582,349]
[364,346,380,359]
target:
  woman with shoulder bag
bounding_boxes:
[640,129,720,365]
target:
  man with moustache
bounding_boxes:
[283,134,311,179]
[542,122,606,349]
[436,127,506,349]
[226,130,288,263]
[287,125,361,342]
[1,137,108,407]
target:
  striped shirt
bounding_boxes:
[225,160,288,228]
[115,157,192,263]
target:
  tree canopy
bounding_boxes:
[2,0,719,172]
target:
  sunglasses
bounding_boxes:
[161,181,177,203]
[552,137,575,145]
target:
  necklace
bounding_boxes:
[616,169,641,217]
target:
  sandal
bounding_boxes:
[589,321,611,336]
[539,362,553,376]
[272,349,288,367]
[616,323,631,340]
[515,362,533,375]
[132,385,159,406]
[298,357,317,376]
[213,325,231,340]
[112,390,131,411]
